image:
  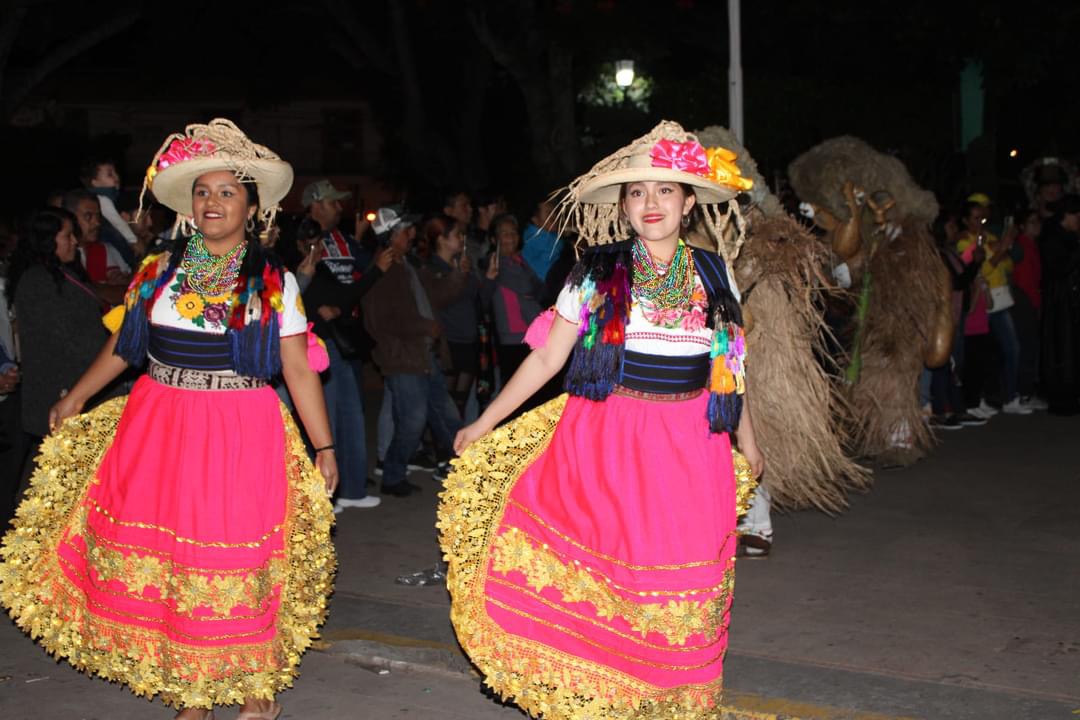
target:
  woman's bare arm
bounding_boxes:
[281,333,338,494]
[454,314,579,453]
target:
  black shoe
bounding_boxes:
[929,415,962,431]
[954,412,987,427]
[407,451,437,472]
[382,480,422,497]
[433,460,454,482]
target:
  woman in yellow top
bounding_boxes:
[956,200,1030,414]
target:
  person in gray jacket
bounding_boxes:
[481,214,545,400]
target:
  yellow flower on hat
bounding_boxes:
[706,147,754,191]
[176,293,205,320]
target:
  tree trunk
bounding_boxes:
[466,2,579,191]
[0,3,29,104]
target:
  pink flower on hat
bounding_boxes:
[650,139,710,177]
[157,138,217,171]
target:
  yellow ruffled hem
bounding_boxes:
[437,394,760,720]
[0,396,336,709]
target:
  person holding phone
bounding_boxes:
[419,215,480,420]
[957,198,1031,415]
[480,214,547,418]
[300,180,394,511]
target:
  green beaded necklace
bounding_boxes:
[180,233,247,297]
[631,237,695,310]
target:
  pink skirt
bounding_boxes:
[439,393,754,720]
[0,375,335,708]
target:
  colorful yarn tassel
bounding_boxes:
[114,253,177,366]
[524,309,556,350]
[707,318,746,433]
[564,259,631,400]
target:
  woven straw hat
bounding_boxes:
[142,118,293,225]
[557,120,753,257]
[575,120,752,204]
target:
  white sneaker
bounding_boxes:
[1001,398,1033,415]
[966,406,990,420]
[977,400,999,417]
[1021,395,1049,411]
[334,496,382,514]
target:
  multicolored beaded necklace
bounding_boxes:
[631,237,695,310]
[180,233,247,296]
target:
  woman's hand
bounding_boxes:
[316,450,339,495]
[48,392,85,433]
[739,440,765,479]
[485,253,499,280]
[454,420,493,455]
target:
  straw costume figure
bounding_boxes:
[0,119,337,720]
[790,136,951,467]
[693,127,870,520]
[438,121,767,719]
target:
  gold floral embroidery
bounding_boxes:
[501,524,736,598]
[491,528,733,646]
[438,394,757,719]
[82,531,286,615]
[0,396,336,709]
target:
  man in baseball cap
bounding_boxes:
[371,205,421,241]
[303,178,352,208]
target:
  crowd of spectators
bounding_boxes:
[926,164,1080,429]
[0,165,567,532]
[2,150,1079,546]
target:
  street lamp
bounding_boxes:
[614,60,635,88]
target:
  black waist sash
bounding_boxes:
[619,350,710,394]
[148,325,232,371]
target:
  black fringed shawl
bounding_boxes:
[562,240,746,434]
[113,238,286,379]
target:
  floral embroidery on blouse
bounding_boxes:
[635,280,708,332]
[168,271,232,330]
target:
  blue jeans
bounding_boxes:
[323,341,368,499]
[382,352,461,488]
[989,309,1021,403]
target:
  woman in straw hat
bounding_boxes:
[438,121,763,718]
[0,119,337,720]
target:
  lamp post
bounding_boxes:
[615,60,635,89]
[728,0,744,143]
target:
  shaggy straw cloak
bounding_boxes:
[730,215,870,511]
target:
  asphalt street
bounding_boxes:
[0,403,1077,719]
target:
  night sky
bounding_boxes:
[1,0,1077,216]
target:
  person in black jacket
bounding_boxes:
[295,185,395,510]
[1038,195,1080,415]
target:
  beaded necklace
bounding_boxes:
[180,233,247,296]
[631,237,695,310]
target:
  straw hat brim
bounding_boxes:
[577,167,737,205]
[152,156,294,216]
